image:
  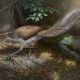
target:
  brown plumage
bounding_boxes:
[0,25,41,39]
[37,7,80,37]
[5,7,80,48]
[2,7,80,40]
[13,25,42,39]
[4,7,80,58]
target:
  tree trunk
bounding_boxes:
[0,0,26,34]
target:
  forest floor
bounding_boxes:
[0,39,80,80]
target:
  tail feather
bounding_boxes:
[37,7,80,37]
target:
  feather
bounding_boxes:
[37,7,80,37]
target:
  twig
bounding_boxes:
[0,32,12,36]
[0,0,18,14]
[12,57,33,73]
[14,0,27,25]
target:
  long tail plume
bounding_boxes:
[37,7,80,37]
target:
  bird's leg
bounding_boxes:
[6,36,41,60]
[8,44,33,60]
[28,47,32,57]
[7,44,24,60]
[6,37,34,60]
[5,37,26,60]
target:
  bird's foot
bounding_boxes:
[6,54,13,61]
[7,47,23,61]
[28,47,32,57]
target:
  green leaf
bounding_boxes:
[33,13,37,16]
[35,17,40,21]
[22,0,61,22]
[39,15,43,19]
[38,13,42,17]
[43,13,48,16]
[60,36,74,45]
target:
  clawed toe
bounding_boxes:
[6,55,13,61]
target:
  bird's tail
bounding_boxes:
[37,7,80,37]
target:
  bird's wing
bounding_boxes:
[14,25,42,39]
[37,7,80,37]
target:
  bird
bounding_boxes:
[5,7,80,58]
[5,7,80,39]
[12,25,42,39]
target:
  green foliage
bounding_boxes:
[60,35,75,45]
[21,0,60,22]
